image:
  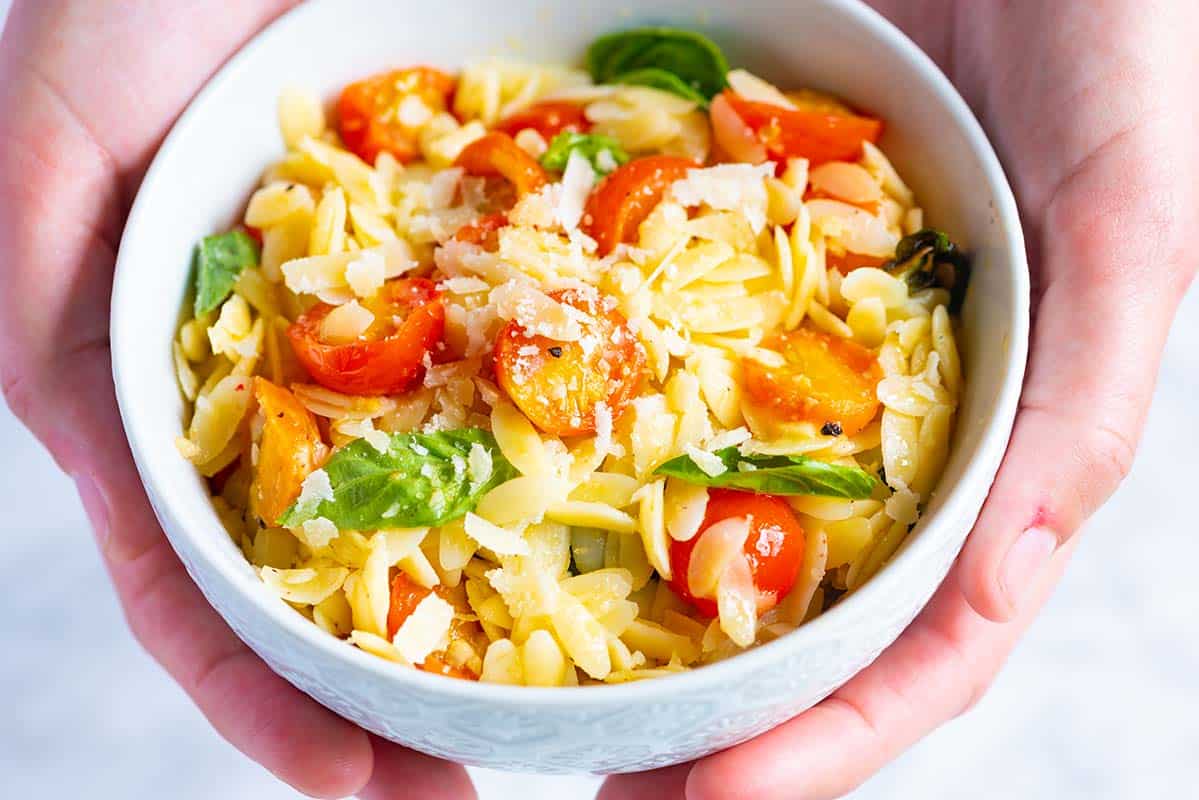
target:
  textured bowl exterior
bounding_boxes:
[152,473,965,773]
[112,0,1029,774]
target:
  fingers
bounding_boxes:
[598,764,691,800]
[359,737,478,800]
[684,543,1075,800]
[957,130,1197,622]
[21,346,376,798]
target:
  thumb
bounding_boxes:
[958,158,1196,622]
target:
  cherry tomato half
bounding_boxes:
[251,378,327,526]
[452,212,509,252]
[287,278,445,396]
[454,132,549,196]
[493,288,645,437]
[742,327,883,437]
[386,573,476,681]
[721,91,883,166]
[494,101,590,140]
[336,67,456,165]
[668,489,806,618]
[581,155,697,256]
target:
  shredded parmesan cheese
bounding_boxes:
[392,593,455,664]
[671,163,775,233]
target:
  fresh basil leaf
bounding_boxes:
[278,428,518,530]
[884,228,972,313]
[654,447,877,499]
[608,67,709,106]
[193,231,259,316]
[540,132,630,174]
[587,27,729,101]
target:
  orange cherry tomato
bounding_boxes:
[386,573,477,681]
[494,101,590,140]
[668,489,806,618]
[825,250,891,275]
[452,212,509,252]
[493,288,645,436]
[454,132,549,196]
[581,155,696,256]
[251,378,328,526]
[337,67,456,165]
[287,278,445,396]
[743,327,883,437]
[722,91,883,166]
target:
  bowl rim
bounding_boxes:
[111,0,1029,707]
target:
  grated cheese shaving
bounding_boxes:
[392,593,455,664]
[671,163,775,234]
[685,444,728,478]
[300,517,339,548]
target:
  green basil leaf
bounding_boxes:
[278,428,518,530]
[609,67,709,106]
[193,231,259,316]
[654,447,877,499]
[540,132,630,174]
[587,27,729,101]
[884,228,972,314]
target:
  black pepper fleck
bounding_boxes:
[548,346,563,358]
[821,421,843,437]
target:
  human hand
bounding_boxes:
[602,1,1199,797]
[0,2,474,797]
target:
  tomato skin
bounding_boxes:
[494,101,590,140]
[287,278,445,396]
[386,573,477,681]
[454,132,549,196]
[251,378,327,526]
[722,91,883,166]
[581,155,697,256]
[493,288,645,437]
[452,212,508,252]
[668,489,806,618]
[337,67,456,165]
[743,327,883,436]
[826,250,891,275]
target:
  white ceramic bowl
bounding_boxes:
[111,0,1028,774]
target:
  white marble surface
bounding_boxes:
[3,280,1195,799]
[3,3,1198,795]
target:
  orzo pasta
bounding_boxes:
[174,27,969,685]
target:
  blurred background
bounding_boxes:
[2,2,1197,798]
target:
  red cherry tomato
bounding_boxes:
[722,91,883,166]
[581,155,696,256]
[454,132,549,196]
[336,67,456,165]
[668,489,806,618]
[742,327,883,437]
[452,212,509,252]
[386,573,476,681]
[494,101,590,140]
[493,288,645,436]
[287,278,445,396]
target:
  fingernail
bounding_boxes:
[1000,526,1058,612]
[73,472,111,551]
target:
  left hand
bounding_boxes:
[0,3,473,797]
[602,1,1199,797]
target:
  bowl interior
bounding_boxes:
[113,0,1027,707]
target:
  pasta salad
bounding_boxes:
[174,28,969,686]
